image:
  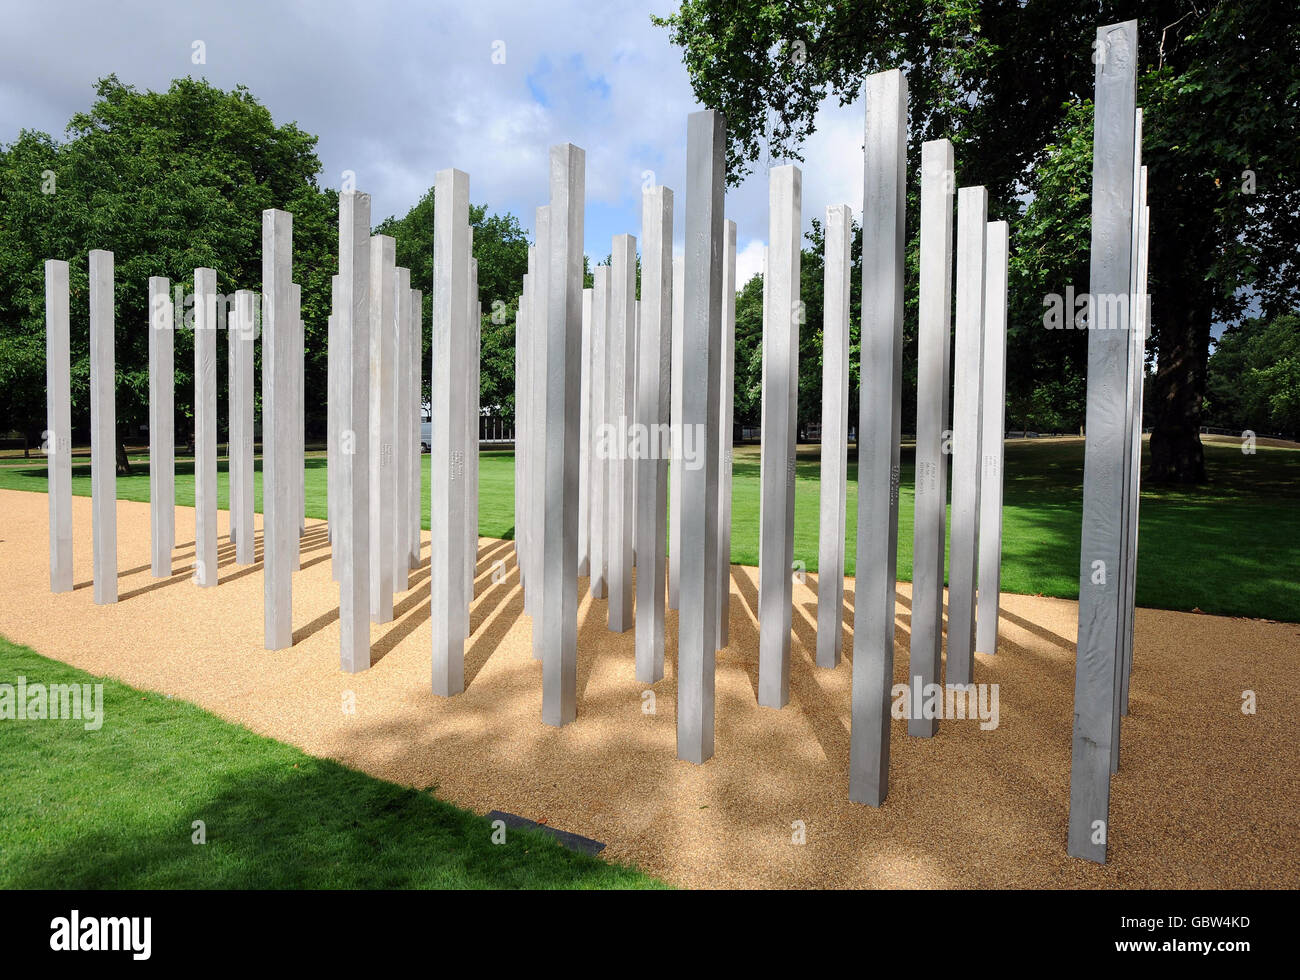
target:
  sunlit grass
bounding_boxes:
[1,439,1295,621]
[0,634,664,889]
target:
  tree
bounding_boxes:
[1204,320,1254,431]
[0,75,336,453]
[736,216,871,442]
[732,272,764,432]
[654,0,1300,483]
[1206,314,1300,436]
[1006,98,1092,435]
[374,196,530,417]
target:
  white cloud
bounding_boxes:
[734,238,766,291]
[1,0,879,271]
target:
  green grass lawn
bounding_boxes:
[1,439,1296,622]
[0,634,663,889]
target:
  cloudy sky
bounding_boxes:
[1,0,869,289]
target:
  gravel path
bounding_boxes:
[1,487,1295,888]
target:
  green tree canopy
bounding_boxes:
[1206,314,1300,435]
[655,0,1300,482]
[374,195,531,416]
[0,74,543,449]
[0,75,336,450]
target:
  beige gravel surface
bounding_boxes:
[0,487,1296,888]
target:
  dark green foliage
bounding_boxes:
[0,76,335,447]
[374,195,530,416]
[654,0,1300,483]
[1206,314,1300,435]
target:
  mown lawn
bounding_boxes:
[1,439,1296,622]
[0,634,664,889]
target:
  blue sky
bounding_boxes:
[0,0,871,291]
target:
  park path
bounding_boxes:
[0,487,1296,888]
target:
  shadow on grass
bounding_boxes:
[0,636,663,890]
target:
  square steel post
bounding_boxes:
[715,220,736,650]
[410,286,423,569]
[529,212,550,651]
[578,285,593,577]
[232,289,255,566]
[286,282,304,572]
[194,267,219,587]
[976,221,1010,656]
[294,282,305,545]
[328,273,340,550]
[1121,167,1150,717]
[669,254,684,610]
[1068,18,1139,864]
[759,165,801,707]
[947,186,988,685]
[393,267,412,590]
[632,299,640,570]
[816,205,852,667]
[677,109,724,763]
[636,184,672,681]
[849,69,907,805]
[1113,111,1145,769]
[542,143,585,724]
[337,191,372,673]
[227,291,240,549]
[89,249,117,605]
[431,170,470,696]
[262,210,294,648]
[514,294,526,573]
[463,238,475,604]
[466,253,479,614]
[589,265,610,599]
[908,139,955,736]
[607,233,637,633]
[518,266,531,594]
[147,273,174,579]
[46,260,73,592]
[369,235,396,623]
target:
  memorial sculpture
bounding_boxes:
[40,20,1161,863]
[369,235,396,624]
[337,191,372,673]
[230,289,255,567]
[908,139,955,738]
[430,168,471,696]
[976,221,1010,657]
[676,108,726,763]
[634,184,671,683]
[946,185,988,687]
[262,210,295,649]
[758,164,801,709]
[815,205,851,668]
[540,144,585,725]
[715,220,737,651]
[89,249,117,605]
[1068,18,1148,864]
[194,267,219,588]
[45,259,73,593]
[849,68,907,807]
[147,275,175,578]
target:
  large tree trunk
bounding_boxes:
[1147,245,1211,484]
